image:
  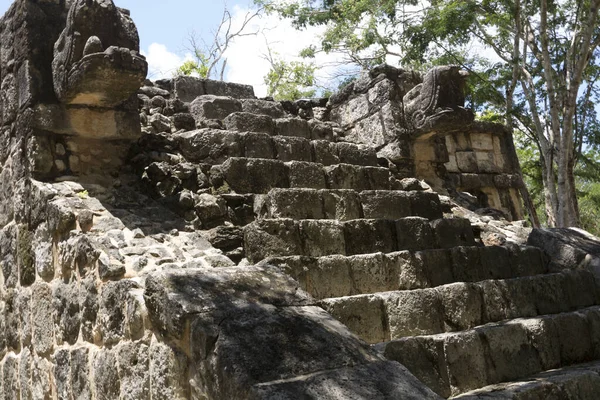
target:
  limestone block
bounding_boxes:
[554,311,593,365]
[364,167,391,190]
[93,349,121,400]
[413,139,437,162]
[396,217,436,251]
[71,346,92,400]
[54,348,71,399]
[189,95,242,121]
[240,132,274,159]
[79,276,99,343]
[347,252,401,294]
[262,188,323,220]
[248,360,441,400]
[325,164,370,190]
[174,76,254,102]
[16,288,32,347]
[482,322,541,385]
[445,134,457,154]
[286,161,327,189]
[445,155,459,173]
[479,246,512,279]
[32,283,54,356]
[383,289,444,338]
[360,190,411,219]
[1,73,17,124]
[241,99,286,118]
[308,119,335,141]
[223,112,275,134]
[320,189,362,221]
[335,142,378,166]
[178,129,243,163]
[478,280,511,323]
[509,246,547,277]
[18,347,31,400]
[299,220,346,257]
[475,151,497,173]
[3,353,20,400]
[31,354,53,400]
[313,255,353,298]
[222,158,288,194]
[521,317,561,371]
[244,219,302,263]
[382,337,450,398]
[456,151,478,172]
[409,191,443,220]
[437,283,482,331]
[312,140,339,166]
[275,117,311,139]
[117,341,150,400]
[503,278,537,319]
[388,251,429,290]
[53,281,81,345]
[343,219,396,255]
[272,136,311,162]
[431,218,475,248]
[149,339,189,400]
[98,280,139,345]
[320,295,387,344]
[204,79,255,99]
[530,273,569,315]
[470,133,494,151]
[415,249,454,287]
[330,93,371,127]
[450,246,484,283]
[444,331,488,395]
[172,112,196,131]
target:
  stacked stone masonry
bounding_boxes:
[2,0,600,399]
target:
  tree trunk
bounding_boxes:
[540,149,558,227]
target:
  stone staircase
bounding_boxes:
[133,83,600,398]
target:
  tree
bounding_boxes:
[262,39,317,100]
[257,0,600,228]
[177,5,264,80]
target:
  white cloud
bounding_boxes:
[224,5,356,97]
[141,43,192,80]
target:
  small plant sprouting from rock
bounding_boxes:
[77,190,89,199]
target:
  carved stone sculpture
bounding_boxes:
[52,0,148,108]
[403,66,472,133]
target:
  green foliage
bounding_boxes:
[264,57,317,101]
[176,51,210,78]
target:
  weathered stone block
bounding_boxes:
[312,140,339,165]
[272,136,311,162]
[222,158,288,194]
[244,219,302,263]
[479,245,512,279]
[396,217,435,251]
[190,95,242,122]
[344,219,396,255]
[241,132,274,159]
[383,289,444,338]
[98,280,139,345]
[262,188,323,220]
[299,220,346,257]
[456,151,478,172]
[450,246,483,283]
[54,348,71,399]
[79,276,99,343]
[320,189,362,221]
[286,161,326,189]
[32,283,54,356]
[325,164,370,190]
[223,112,275,134]
[554,312,593,365]
[437,283,482,332]
[388,251,429,290]
[93,349,121,400]
[178,129,243,163]
[431,218,475,248]
[71,346,92,400]
[409,191,443,220]
[361,190,411,219]
[117,341,150,400]
[320,295,387,344]
[416,249,454,287]
[470,133,494,151]
[241,99,286,118]
[275,117,311,139]
[444,331,488,395]
[149,340,189,400]
[335,142,378,166]
[348,252,401,294]
[52,281,80,345]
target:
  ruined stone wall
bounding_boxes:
[0,1,190,398]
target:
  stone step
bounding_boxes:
[451,360,600,399]
[177,129,378,166]
[264,246,548,300]
[378,306,600,398]
[319,269,599,344]
[215,158,390,194]
[255,188,443,221]
[245,217,476,263]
